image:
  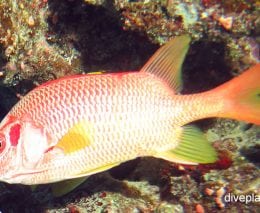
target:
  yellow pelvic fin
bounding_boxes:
[154,125,218,164]
[51,163,120,197]
[30,185,37,192]
[75,162,120,177]
[55,120,94,154]
[51,176,89,197]
[140,35,191,93]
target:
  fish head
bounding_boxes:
[0,114,50,184]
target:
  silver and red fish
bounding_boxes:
[0,36,259,192]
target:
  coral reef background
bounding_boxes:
[0,0,259,212]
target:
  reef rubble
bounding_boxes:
[0,0,259,212]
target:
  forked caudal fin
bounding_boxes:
[213,64,260,125]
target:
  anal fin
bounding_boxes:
[154,125,218,164]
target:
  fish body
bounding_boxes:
[2,72,182,184]
[0,36,259,186]
[0,72,202,184]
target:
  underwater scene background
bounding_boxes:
[0,0,259,212]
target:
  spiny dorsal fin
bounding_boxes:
[154,125,217,164]
[140,35,191,93]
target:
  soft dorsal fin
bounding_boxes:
[140,35,191,93]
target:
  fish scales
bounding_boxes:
[7,73,181,183]
[11,73,174,140]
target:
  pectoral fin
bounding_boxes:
[154,125,218,164]
[55,120,94,154]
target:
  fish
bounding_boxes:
[0,35,259,196]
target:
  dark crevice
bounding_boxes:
[182,40,233,94]
[47,0,158,73]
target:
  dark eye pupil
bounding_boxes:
[0,135,5,152]
[0,133,6,154]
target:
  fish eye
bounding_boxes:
[0,133,6,153]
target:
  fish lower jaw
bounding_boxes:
[1,174,24,184]
[1,168,47,185]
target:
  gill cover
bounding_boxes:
[20,122,50,169]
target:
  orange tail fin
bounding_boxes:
[214,64,260,124]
